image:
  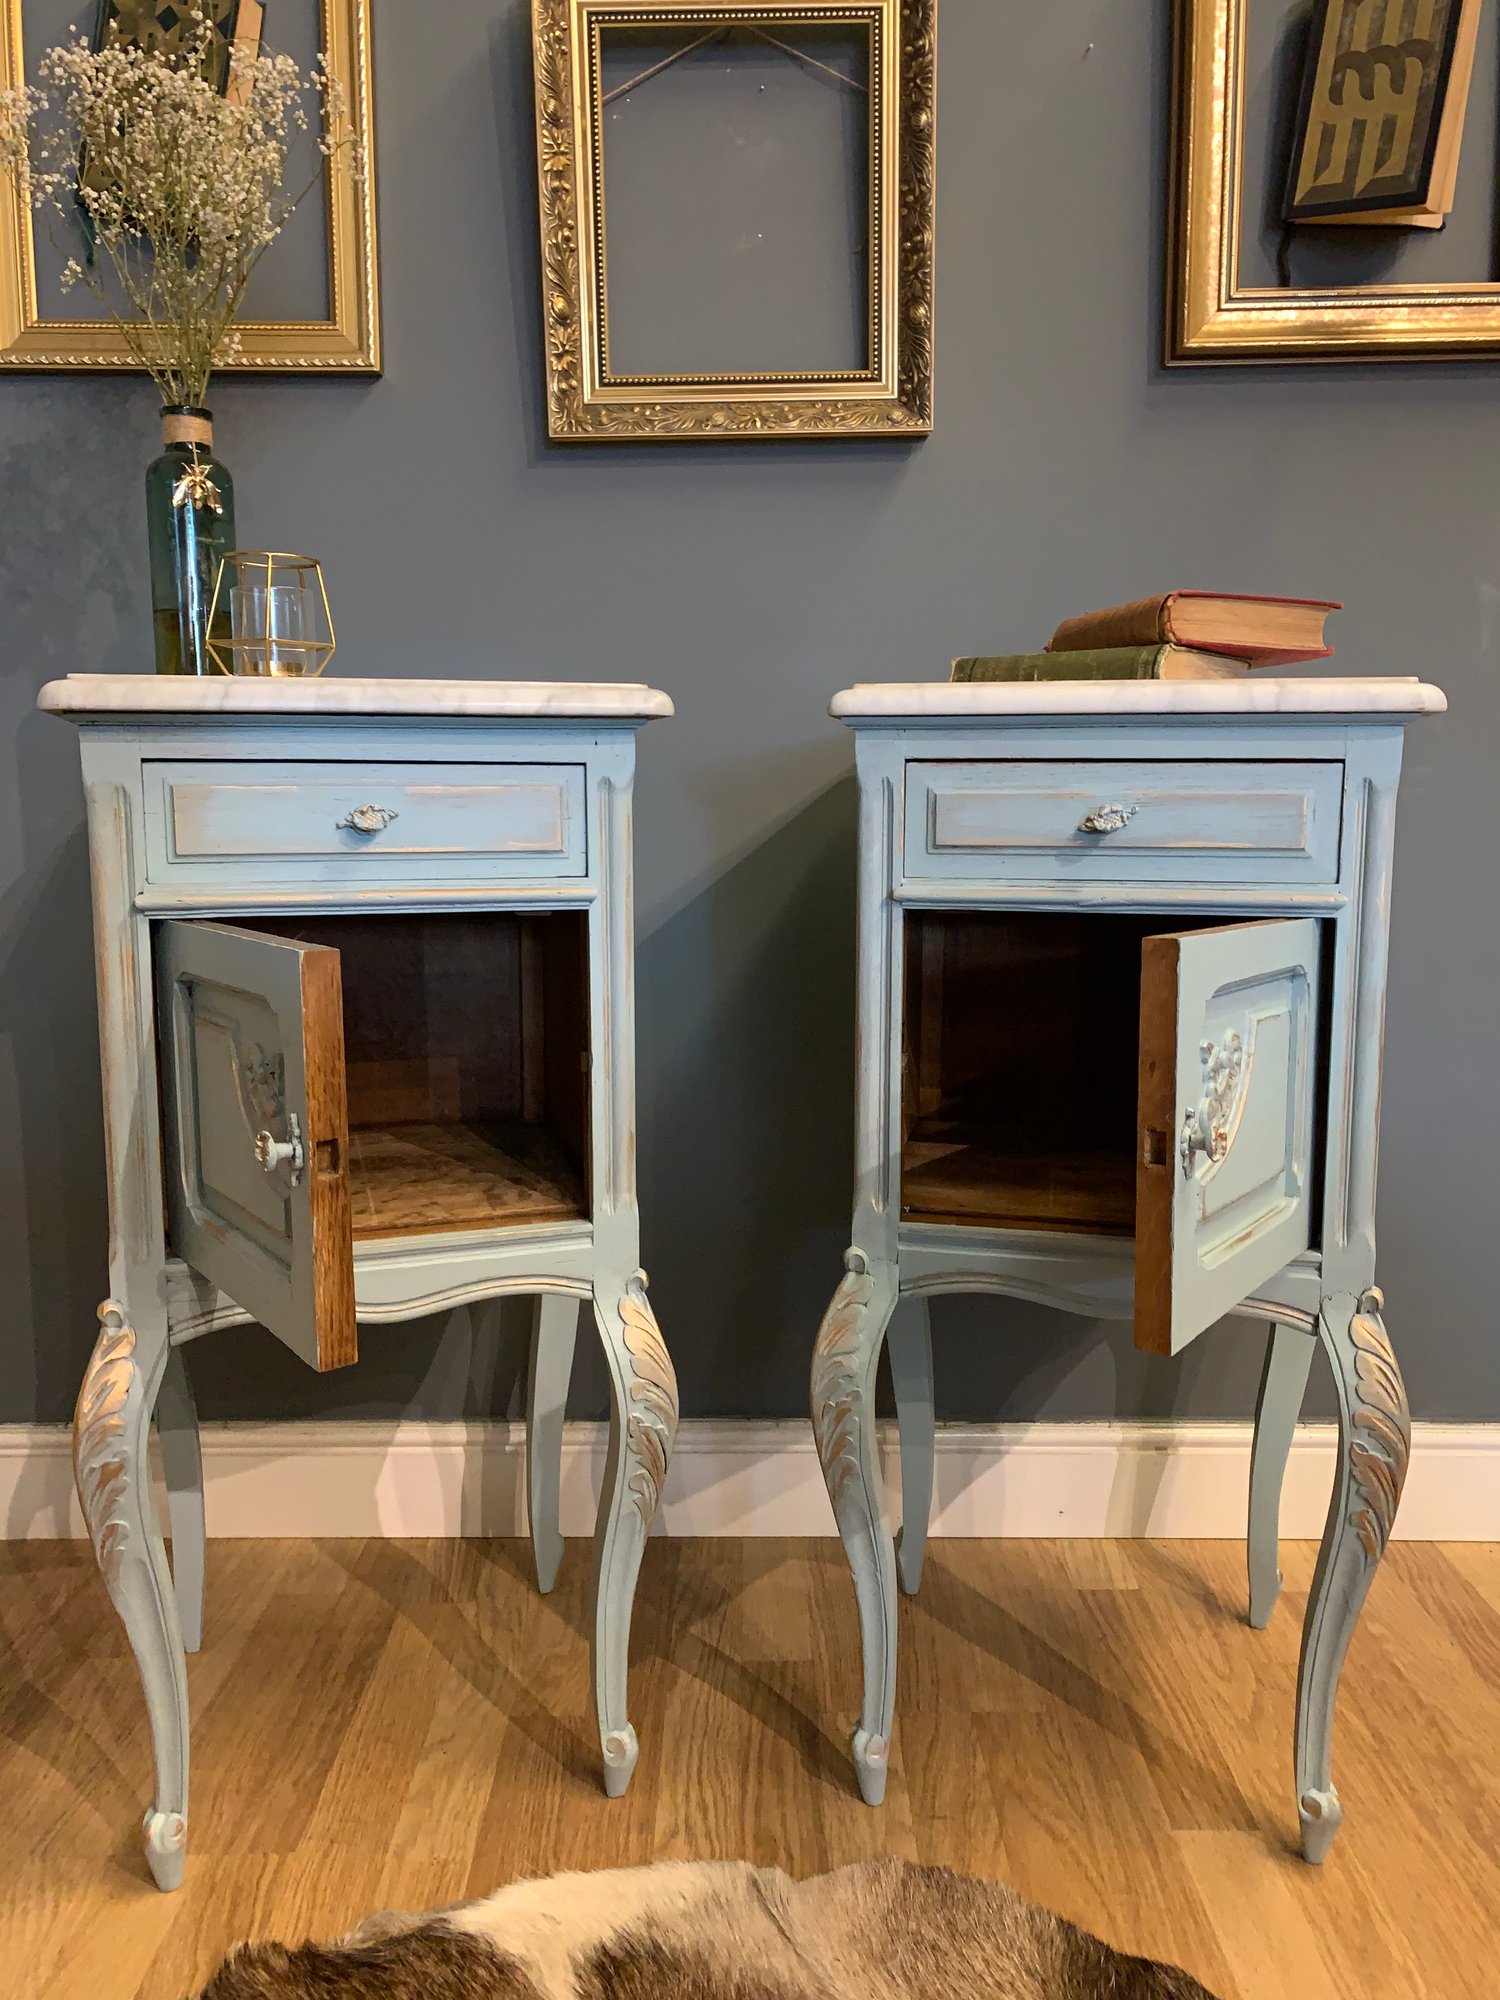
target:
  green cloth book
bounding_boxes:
[951,644,1248,684]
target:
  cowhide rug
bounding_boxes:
[194,1858,1219,1999]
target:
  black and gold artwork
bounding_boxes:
[1285,0,1479,225]
[77,3,264,230]
[92,0,264,95]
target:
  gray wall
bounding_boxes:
[1,1,1492,1432]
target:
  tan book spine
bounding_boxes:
[1048,595,1171,653]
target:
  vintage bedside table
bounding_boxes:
[40,673,680,1890]
[809,675,1445,1862]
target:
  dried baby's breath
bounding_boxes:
[0,5,362,405]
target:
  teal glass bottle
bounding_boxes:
[145,406,237,675]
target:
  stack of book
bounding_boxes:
[951,591,1341,684]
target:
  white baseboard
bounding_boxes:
[2,1417,1495,1541]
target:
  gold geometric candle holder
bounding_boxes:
[207,551,336,677]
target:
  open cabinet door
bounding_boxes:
[157,921,356,1371]
[1136,919,1321,1357]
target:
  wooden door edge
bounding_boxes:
[1134,933,1181,1356]
[299,945,357,1370]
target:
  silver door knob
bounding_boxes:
[337,804,399,835]
[254,1117,305,1184]
[1179,1108,1228,1176]
[1078,802,1137,835]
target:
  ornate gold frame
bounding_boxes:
[1169,0,1500,363]
[531,0,934,439]
[0,0,381,374]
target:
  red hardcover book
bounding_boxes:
[1047,591,1340,667]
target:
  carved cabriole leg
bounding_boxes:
[1295,1288,1410,1863]
[526,1292,580,1595]
[887,1294,934,1598]
[812,1247,900,1805]
[155,1344,205,1653]
[589,1269,678,1797]
[1247,1320,1316,1631]
[74,1301,190,1891]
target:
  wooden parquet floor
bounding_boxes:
[3,1535,1497,1998]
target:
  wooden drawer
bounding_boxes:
[143,760,588,885]
[902,759,1344,886]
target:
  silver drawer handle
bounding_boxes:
[1078,802,1137,835]
[254,1114,305,1186]
[1179,1108,1228,1175]
[338,803,399,835]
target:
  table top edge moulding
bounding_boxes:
[829,677,1447,720]
[38,674,675,723]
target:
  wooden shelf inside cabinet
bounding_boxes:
[257,907,592,1246]
[901,908,1150,1239]
[900,1123,1136,1235]
[348,1119,586,1238]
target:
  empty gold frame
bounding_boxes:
[1170,0,1500,362]
[531,0,935,439]
[0,0,380,374]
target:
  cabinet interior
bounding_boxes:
[248,910,589,1240]
[903,910,1189,1237]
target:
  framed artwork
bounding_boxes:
[0,0,381,373]
[530,0,936,440]
[1283,0,1478,227]
[1169,0,1500,362]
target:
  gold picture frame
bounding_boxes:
[1169,0,1500,362]
[0,0,381,374]
[531,0,935,440]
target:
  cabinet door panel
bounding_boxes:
[1136,918,1321,1356]
[157,921,356,1371]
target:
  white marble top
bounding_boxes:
[831,678,1447,721]
[38,674,674,722]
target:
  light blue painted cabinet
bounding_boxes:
[809,676,1445,1863]
[40,673,679,1891]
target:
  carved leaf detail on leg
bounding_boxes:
[621,1273,677,1530]
[73,1301,138,1594]
[1347,1291,1410,1566]
[811,1252,877,1507]
[1297,1289,1410,1862]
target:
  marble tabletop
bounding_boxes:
[831,677,1447,720]
[38,674,675,722]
